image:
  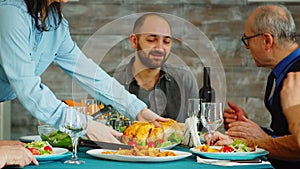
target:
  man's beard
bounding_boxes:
[137,43,169,69]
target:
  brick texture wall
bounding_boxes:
[10,0,300,139]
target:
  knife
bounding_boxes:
[91,105,112,120]
[80,139,133,150]
[230,158,262,163]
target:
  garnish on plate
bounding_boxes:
[25,140,53,155]
[196,139,256,153]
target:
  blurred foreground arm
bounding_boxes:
[281,72,300,147]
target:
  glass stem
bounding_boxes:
[71,136,79,160]
[209,131,215,146]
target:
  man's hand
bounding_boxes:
[225,116,269,140]
[136,108,169,126]
[281,72,300,111]
[86,120,123,143]
[223,101,247,130]
[204,131,233,146]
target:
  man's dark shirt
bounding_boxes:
[266,47,300,136]
[113,57,198,123]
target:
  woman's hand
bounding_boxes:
[0,145,39,168]
[136,108,169,126]
[86,120,123,143]
[0,140,24,146]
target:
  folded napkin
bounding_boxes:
[196,156,271,166]
[182,116,201,147]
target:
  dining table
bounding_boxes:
[15,145,274,169]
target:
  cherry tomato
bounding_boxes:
[27,148,40,155]
[128,141,137,147]
[147,141,156,148]
[249,145,256,152]
[156,139,164,144]
[44,146,52,152]
[222,145,234,152]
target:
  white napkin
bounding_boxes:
[181,116,201,147]
[196,156,271,166]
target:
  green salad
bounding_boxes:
[40,130,72,149]
[25,140,53,155]
[229,139,256,152]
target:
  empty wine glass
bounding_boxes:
[187,98,200,118]
[200,102,223,145]
[63,106,88,164]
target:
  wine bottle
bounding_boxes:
[198,67,215,131]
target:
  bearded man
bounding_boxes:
[114,13,198,123]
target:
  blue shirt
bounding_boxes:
[0,0,146,129]
[273,47,300,87]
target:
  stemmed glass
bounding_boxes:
[63,106,88,164]
[187,98,200,118]
[200,102,223,145]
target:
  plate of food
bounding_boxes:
[86,147,192,162]
[35,148,71,162]
[190,140,269,160]
[121,119,183,150]
[25,140,71,162]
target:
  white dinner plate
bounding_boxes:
[35,148,71,162]
[19,135,41,143]
[86,149,192,162]
[190,146,269,160]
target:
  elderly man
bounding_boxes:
[223,4,300,168]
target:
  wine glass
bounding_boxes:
[200,102,223,145]
[187,98,200,118]
[63,106,88,164]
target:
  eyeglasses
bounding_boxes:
[241,33,264,47]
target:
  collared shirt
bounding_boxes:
[266,47,300,135]
[113,57,199,123]
[0,1,146,129]
[273,48,300,88]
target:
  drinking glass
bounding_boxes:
[63,106,88,164]
[187,98,200,118]
[200,102,223,145]
[82,99,101,116]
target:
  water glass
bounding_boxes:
[187,98,200,117]
[63,106,88,164]
[200,102,223,145]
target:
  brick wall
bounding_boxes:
[10,0,300,139]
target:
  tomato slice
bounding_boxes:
[156,139,164,144]
[44,145,53,152]
[222,145,234,152]
[147,141,156,148]
[128,141,137,147]
[27,148,40,155]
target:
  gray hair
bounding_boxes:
[252,5,296,46]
